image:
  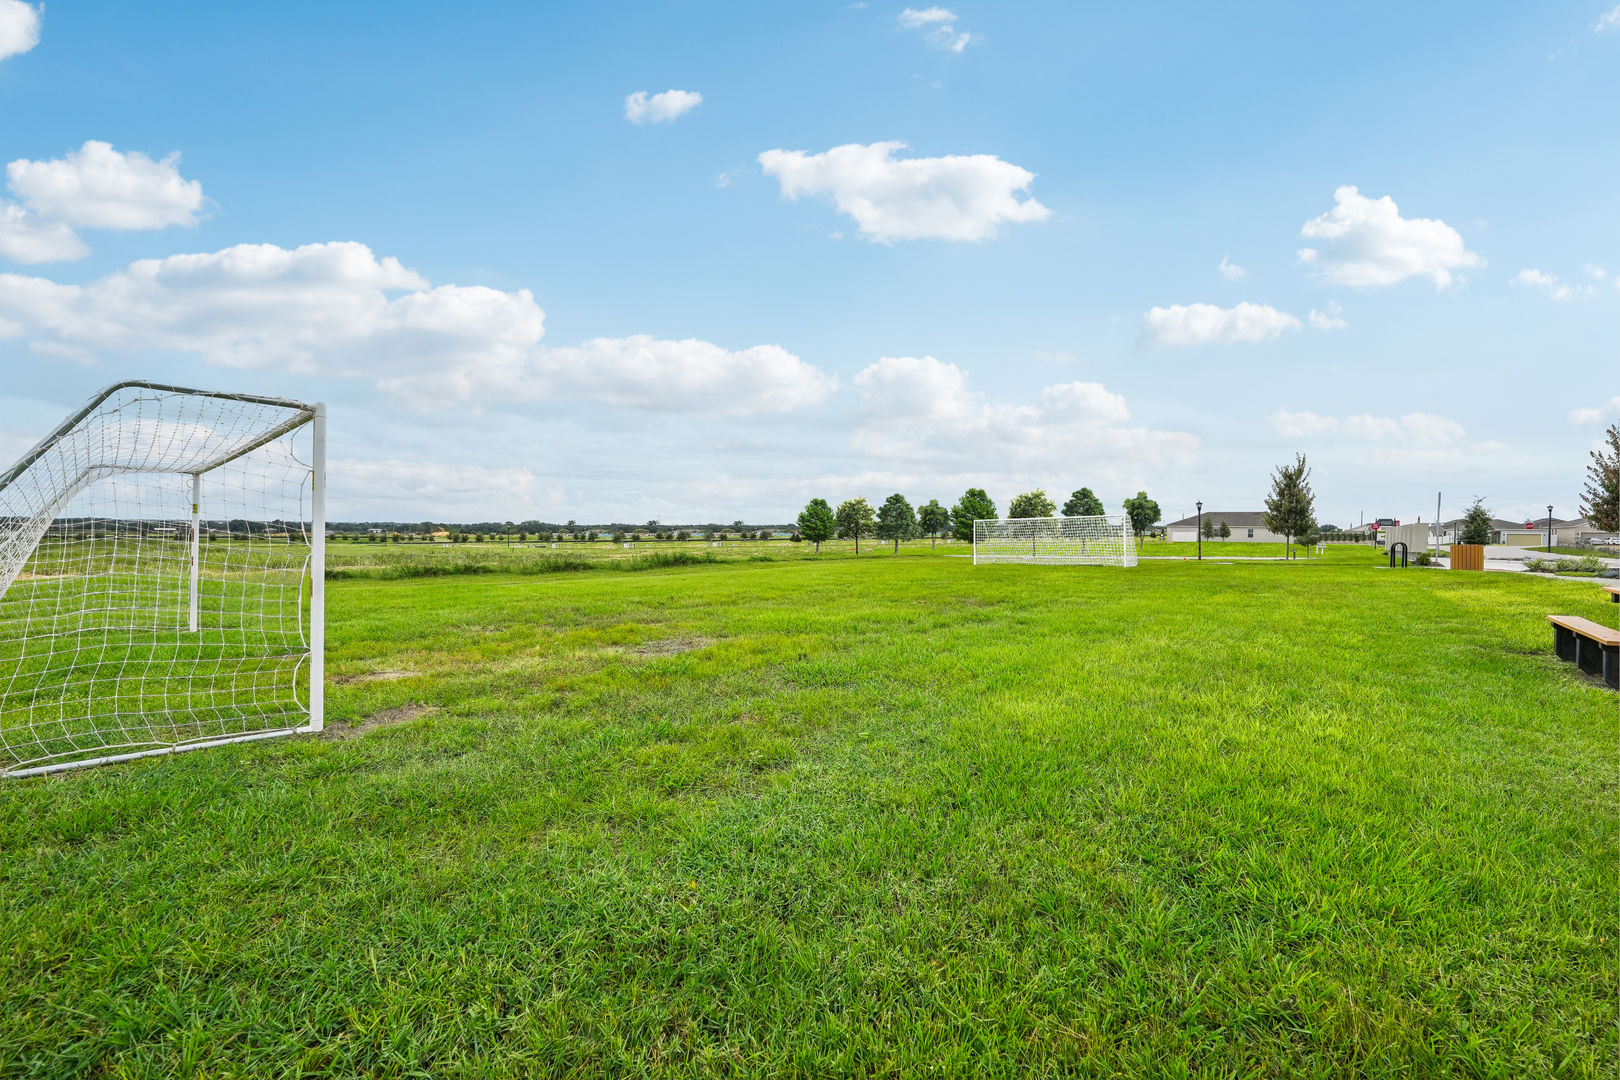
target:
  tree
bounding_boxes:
[1581,423,1620,532]
[1201,516,1216,541]
[1218,521,1231,542]
[1007,489,1057,519]
[1458,498,1493,545]
[918,499,949,547]
[875,493,919,553]
[950,488,997,541]
[836,497,875,553]
[1262,453,1317,559]
[1121,491,1161,552]
[797,498,836,552]
[1298,518,1320,553]
[1062,487,1105,517]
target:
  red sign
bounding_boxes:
[1524,522,1534,529]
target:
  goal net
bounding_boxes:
[0,382,326,777]
[974,515,1137,566]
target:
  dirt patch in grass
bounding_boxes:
[331,669,419,685]
[337,703,435,739]
[629,636,713,657]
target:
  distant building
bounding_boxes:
[1438,516,1555,547]
[1164,510,1288,543]
[1553,518,1610,545]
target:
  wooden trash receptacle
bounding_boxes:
[1449,544,1484,571]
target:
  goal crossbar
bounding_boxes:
[973,514,1137,566]
[1,381,326,776]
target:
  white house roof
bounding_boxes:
[1164,510,1269,528]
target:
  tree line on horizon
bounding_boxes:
[318,427,1618,549]
[793,487,1166,553]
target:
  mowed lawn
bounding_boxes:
[0,553,1614,1077]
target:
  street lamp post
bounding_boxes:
[1547,504,1554,550]
[1196,500,1203,561]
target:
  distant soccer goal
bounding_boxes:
[973,515,1137,567]
[0,382,326,777]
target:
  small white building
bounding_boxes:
[1164,511,1288,543]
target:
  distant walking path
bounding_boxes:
[1432,545,1620,574]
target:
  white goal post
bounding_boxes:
[0,381,325,777]
[973,515,1137,567]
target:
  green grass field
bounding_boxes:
[1,550,1615,1076]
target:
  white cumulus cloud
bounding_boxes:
[757,141,1050,243]
[852,354,1196,480]
[1218,255,1245,280]
[1138,302,1300,348]
[624,89,703,125]
[1269,407,1486,467]
[0,241,836,415]
[1512,267,1594,302]
[897,7,974,51]
[329,459,557,519]
[537,335,835,416]
[1308,300,1348,331]
[7,141,206,230]
[0,202,89,263]
[1270,409,1466,445]
[1598,4,1620,30]
[1269,409,1342,438]
[1298,186,1482,288]
[0,0,39,62]
[1570,396,1620,425]
[897,7,955,26]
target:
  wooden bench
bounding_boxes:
[1606,585,1619,603]
[1547,615,1620,689]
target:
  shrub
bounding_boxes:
[1458,499,1493,545]
[1414,551,1431,566]
[1524,555,1603,574]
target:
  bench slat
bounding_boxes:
[1547,615,1620,646]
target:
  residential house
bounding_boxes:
[1164,510,1289,543]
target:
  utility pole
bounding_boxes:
[1435,492,1442,557]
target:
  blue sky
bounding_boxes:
[0,1,1615,526]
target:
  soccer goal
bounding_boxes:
[0,382,325,777]
[973,515,1137,566]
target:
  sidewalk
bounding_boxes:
[1430,545,1620,574]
